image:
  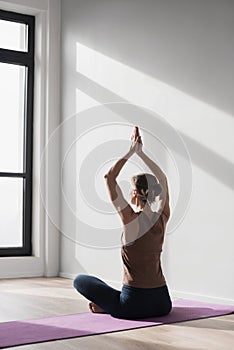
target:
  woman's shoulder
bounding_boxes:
[138,210,160,221]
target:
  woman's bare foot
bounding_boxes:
[88,301,107,314]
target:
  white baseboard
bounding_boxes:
[59,272,77,279]
[59,273,123,289]
[59,273,234,306]
[171,289,234,306]
[0,271,44,279]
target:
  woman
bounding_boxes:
[73,126,172,319]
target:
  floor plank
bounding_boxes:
[0,278,233,350]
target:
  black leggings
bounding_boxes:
[73,274,172,319]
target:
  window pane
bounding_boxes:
[0,178,23,247]
[0,63,25,172]
[0,19,27,51]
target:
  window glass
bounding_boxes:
[0,62,25,172]
[0,19,27,51]
[0,177,23,247]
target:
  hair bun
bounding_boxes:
[131,173,162,204]
[153,183,162,197]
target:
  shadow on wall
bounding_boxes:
[74,73,234,191]
[65,0,234,116]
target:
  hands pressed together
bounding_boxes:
[104,126,144,180]
[129,126,143,155]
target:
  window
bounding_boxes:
[0,9,35,256]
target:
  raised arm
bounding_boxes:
[104,129,140,225]
[138,150,167,184]
[104,126,140,180]
[104,150,133,181]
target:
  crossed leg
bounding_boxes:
[73,274,122,316]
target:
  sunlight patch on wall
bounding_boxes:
[76,42,234,164]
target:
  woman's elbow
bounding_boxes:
[104,171,115,180]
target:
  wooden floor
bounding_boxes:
[0,278,233,349]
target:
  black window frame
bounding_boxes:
[0,9,35,256]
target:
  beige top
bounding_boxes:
[121,206,170,288]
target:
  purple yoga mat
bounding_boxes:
[0,299,233,349]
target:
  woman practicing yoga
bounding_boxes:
[73,126,172,319]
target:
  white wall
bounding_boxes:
[60,0,234,304]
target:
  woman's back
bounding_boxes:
[121,210,169,288]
